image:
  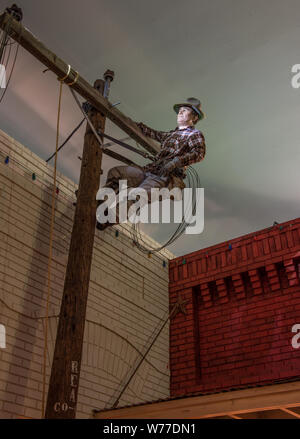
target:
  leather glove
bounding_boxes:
[159,157,181,177]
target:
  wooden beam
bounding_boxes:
[102,148,137,166]
[93,381,300,419]
[281,408,300,419]
[0,11,160,156]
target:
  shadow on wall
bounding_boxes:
[2,179,74,418]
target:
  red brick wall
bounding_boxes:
[169,218,300,397]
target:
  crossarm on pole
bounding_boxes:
[0,11,160,156]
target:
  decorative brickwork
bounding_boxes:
[169,218,300,397]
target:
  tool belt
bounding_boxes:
[142,161,186,190]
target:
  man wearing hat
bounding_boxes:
[96,98,206,230]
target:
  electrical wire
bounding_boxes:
[42,78,64,418]
[66,91,201,253]
[46,118,85,163]
[0,15,13,62]
[48,88,154,162]
[0,16,200,255]
[0,16,22,104]
[106,300,170,409]
[130,166,202,254]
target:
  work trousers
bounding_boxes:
[100,165,169,223]
[105,165,168,195]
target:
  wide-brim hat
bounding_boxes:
[173,97,205,122]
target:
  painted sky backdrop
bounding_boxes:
[0,0,299,256]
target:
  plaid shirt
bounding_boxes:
[137,122,206,175]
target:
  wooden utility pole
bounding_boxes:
[44,74,110,418]
[0,8,159,418]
